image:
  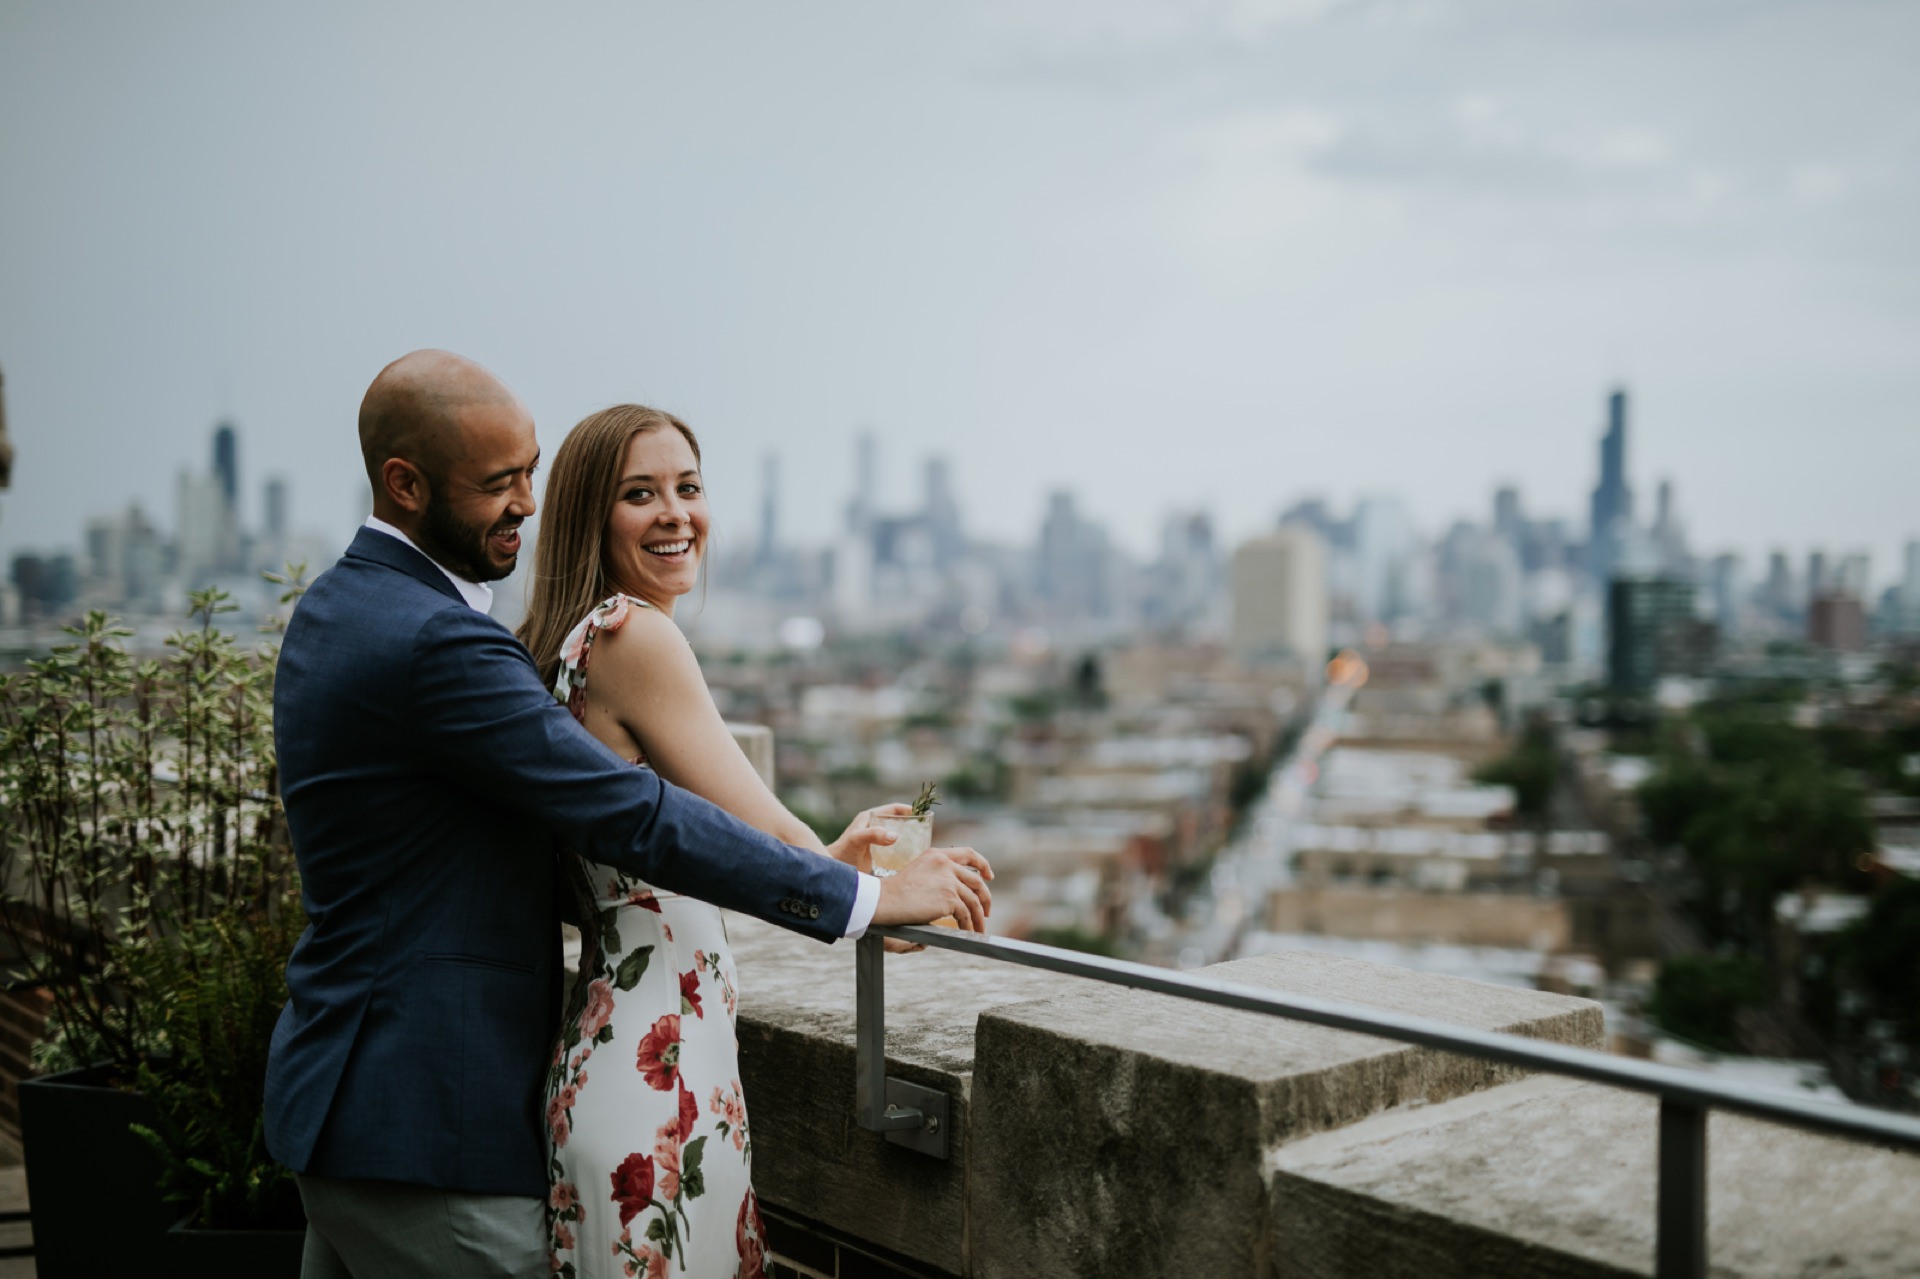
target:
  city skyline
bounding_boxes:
[14,383,1916,662]
[2,2,1916,576]
[3,380,1910,593]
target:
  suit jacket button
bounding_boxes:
[809,905,821,920]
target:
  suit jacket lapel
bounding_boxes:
[343,526,468,606]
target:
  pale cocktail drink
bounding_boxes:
[869,811,958,927]
[870,813,932,876]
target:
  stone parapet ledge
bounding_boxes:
[726,915,1620,1277]
[1270,1075,1920,1278]
[967,951,1603,1277]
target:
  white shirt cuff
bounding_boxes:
[843,872,882,940]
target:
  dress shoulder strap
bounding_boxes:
[551,594,659,715]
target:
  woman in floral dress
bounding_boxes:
[517,405,985,1279]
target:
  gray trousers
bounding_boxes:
[296,1174,547,1279]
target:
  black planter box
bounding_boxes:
[16,1065,173,1279]
[166,1212,305,1277]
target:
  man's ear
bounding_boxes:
[382,458,433,515]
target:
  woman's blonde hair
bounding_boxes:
[517,404,703,689]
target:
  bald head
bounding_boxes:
[356,351,541,581]
[358,349,521,496]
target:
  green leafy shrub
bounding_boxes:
[128,907,306,1228]
[0,585,306,1229]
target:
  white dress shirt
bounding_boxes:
[360,516,881,939]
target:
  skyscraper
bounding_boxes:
[1587,388,1634,584]
[923,456,962,570]
[1764,551,1794,617]
[844,432,875,536]
[1607,576,1703,691]
[1900,540,1920,634]
[264,477,289,540]
[1492,486,1523,548]
[0,361,12,493]
[757,453,778,568]
[1353,495,1413,624]
[1807,551,1829,603]
[1231,528,1328,669]
[213,422,239,512]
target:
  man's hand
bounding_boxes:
[827,803,911,872]
[872,845,994,934]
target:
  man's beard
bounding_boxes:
[416,490,519,584]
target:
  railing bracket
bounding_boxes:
[854,932,951,1159]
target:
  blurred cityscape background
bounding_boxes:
[2,2,1917,1115]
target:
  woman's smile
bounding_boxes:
[604,426,710,613]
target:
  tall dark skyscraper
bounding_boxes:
[0,360,12,491]
[212,421,239,512]
[1587,388,1633,583]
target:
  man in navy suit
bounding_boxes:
[267,351,990,1278]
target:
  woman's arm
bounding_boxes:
[578,607,825,849]
[574,609,992,929]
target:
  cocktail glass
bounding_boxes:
[869,811,958,928]
[869,812,932,876]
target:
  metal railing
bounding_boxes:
[854,924,1920,1279]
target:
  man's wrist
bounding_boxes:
[843,872,881,939]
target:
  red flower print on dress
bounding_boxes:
[580,978,617,1040]
[630,1245,667,1279]
[654,1121,682,1201]
[554,1221,575,1251]
[627,889,664,913]
[678,1081,699,1143]
[680,968,704,1019]
[610,1151,656,1226]
[550,1180,578,1213]
[736,1187,767,1279]
[635,1014,682,1090]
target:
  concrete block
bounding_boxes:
[727,914,1064,1274]
[1271,1075,1920,1278]
[967,949,1603,1279]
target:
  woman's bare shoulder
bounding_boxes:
[584,597,697,673]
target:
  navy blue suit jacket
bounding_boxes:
[263,528,858,1197]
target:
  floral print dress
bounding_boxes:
[545,595,767,1279]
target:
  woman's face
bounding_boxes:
[603,427,708,614]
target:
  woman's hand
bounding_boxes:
[872,845,994,934]
[827,803,912,872]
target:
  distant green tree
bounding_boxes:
[1837,876,1920,1025]
[1473,716,1558,822]
[1647,954,1768,1053]
[1639,692,1874,951]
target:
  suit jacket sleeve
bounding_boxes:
[404,602,857,939]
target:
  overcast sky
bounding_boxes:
[2,0,1915,583]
